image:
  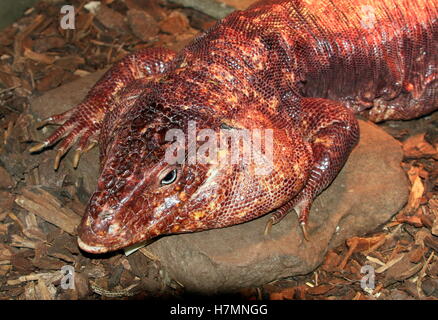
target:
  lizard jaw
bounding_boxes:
[77,237,112,254]
[77,216,135,254]
[76,231,133,254]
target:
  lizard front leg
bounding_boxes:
[266,98,360,239]
[30,47,176,169]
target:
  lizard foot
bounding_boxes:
[264,196,311,241]
[29,107,100,170]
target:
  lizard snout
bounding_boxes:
[77,194,135,253]
[77,214,133,254]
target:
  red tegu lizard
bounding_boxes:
[30,0,437,253]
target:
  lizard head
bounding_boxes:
[77,87,312,254]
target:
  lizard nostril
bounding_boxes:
[108,223,120,235]
[86,210,115,235]
[99,210,114,220]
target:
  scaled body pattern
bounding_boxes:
[33,0,437,253]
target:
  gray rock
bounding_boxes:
[30,71,409,294]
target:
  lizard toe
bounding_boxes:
[73,130,98,168]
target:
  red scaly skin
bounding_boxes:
[32,0,437,253]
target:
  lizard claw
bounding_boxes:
[300,222,310,241]
[34,116,56,129]
[54,148,66,170]
[264,217,274,236]
[29,141,49,153]
[72,141,98,168]
[73,149,82,169]
[34,110,73,129]
[264,213,311,241]
[264,203,293,236]
[29,115,68,154]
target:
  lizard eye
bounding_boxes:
[160,169,178,186]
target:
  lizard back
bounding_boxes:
[177,0,437,122]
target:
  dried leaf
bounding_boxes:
[429,199,438,236]
[127,10,159,41]
[0,166,14,189]
[36,278,54,300]
[23,48,56,64]
[375,254,404,273]
[424,234,438,252]
[421,278,438,297]
[397,207,424,227]
[403,133,438,159]
[321,250,341,272]
[0,244,13,261]
[409,245,428,263]
[269,287,295,300]
[407,175,425,212]
[347,234,387,253]
[383,254,423,286]
[15,187,81,235]
[159,11,190,34]
[10,234,37,249]
[306,284,333,296]
[95,4,127,32]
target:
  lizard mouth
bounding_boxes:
[77,231,133,254]
[76,213,135,254]
[77,237,114,254]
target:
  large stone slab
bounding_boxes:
[30,71,409,294]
